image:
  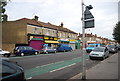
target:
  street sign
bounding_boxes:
[84,19,94,29]
[84,8,94,20]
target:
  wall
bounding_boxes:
[2,20,27,52]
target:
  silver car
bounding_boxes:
[40,47,57,54]
[106,45,118,53]
[89,47,109,60]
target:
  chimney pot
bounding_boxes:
[34,16,39,21]
[61,22,63,27]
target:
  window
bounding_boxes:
[52,31,55,36]
[34,28,38,34]
[59,32,62,37]
[2,64,16,77]
[46,29,49,35]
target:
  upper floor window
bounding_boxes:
[46,29,49,35]
[52,31,55,36]
[34,28,38,34]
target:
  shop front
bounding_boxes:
[44,36,59,48]
[69,39,77,50]
[28,34,44,50]
[75,40,81,49]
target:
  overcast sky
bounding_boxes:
[5,0,119,40]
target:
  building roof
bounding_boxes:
[17,17,77,34]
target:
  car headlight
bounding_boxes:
[112,48,115,50]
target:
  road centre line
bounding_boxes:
[50,63,76,72]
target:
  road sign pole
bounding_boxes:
[81,0,86,80]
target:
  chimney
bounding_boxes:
[61,22,64,27]
[34,16,39,21]
[2,14,8,22]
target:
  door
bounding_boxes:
[30,40,43,51]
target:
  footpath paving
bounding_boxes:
[68,52,119,81]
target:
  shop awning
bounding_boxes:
[45,40,59,43]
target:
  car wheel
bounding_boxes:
[7,53,11,57]
[35,52,38,55]
[55,51,57,53]
[64,50,66,52]
[102,56,105,60]
[45,52,48,54]
[90,57,93,60]
[21,53,24,56]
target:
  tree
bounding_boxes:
[113,21,120,43]
[0,0,9,22]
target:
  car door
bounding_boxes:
[105,48,109,57]
[27,47,35,54]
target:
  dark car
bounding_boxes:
[14,46,39,56]
[117,44,120,50]
[56,44,72,52]
[1,58,25,80]
[40,47,57,54]
[106,44,118,53]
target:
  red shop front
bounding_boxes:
[29,36,43,51]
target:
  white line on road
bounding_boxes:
[72,57,81,60]
[27,77,32,80]
[50,63,76,72]
[36,61,64,68]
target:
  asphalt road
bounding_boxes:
[9,50,102,80]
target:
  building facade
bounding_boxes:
[78,33,115,48]
[2,16,78,52]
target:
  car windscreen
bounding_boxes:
[88,45,95,47]
[0,49,2,51]
[92,48,104,52]
[57,45,61,47]
[25,47,33,50]
[107,45,115,48]
[47,47,52,49]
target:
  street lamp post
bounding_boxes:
[81,0,94,80]
[81,0,86,80]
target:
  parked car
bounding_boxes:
[106,44,118,53]
[117,44,120,50]
[40,47,57,54]
[14,46,39,56]
[1,59,25,80]
[56,44,72,52]
[89,47,109,60]
[86,44,101,53]
[0,49,11,57]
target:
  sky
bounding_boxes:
[5,0,119,40]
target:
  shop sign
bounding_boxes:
[59,38,69,41]
[30,36,43,40]
[54,37,58,40]
[44,36,49,40]
[69,39,76,42]
[44,36,58,41]
[33,36,43,39]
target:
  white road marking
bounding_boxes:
[27,77,32,80]
[50,63,76,72]
[36,61,64,68]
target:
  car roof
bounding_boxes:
[17,46,30,47]
[94,47,106,49]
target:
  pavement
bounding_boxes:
[68,52,119,81]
